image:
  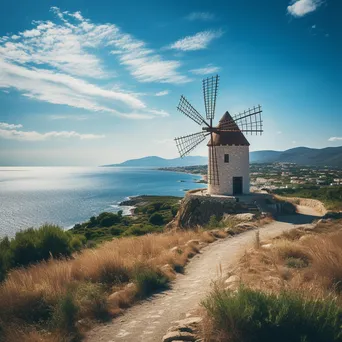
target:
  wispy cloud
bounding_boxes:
[190,64,220,75]
[328,137,342,142]
[185,12,215,21]
[49,115,88,121]
[0,122,104,141]
[155,90,169,96]
[277,131,282,134]
[287,0,323,17]
[0,7,179,120]
[0,122,23,129]
[168,30,223,51]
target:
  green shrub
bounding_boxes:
[75,283,109,321]
[37,224,72,260]
[0,225,85,282]
[110,227,124,236]
[52,291,78,333]
[202,286,342,342]
[207,215,221,228]
[99,213,121,227]
[70,234,86,252]
[149,213,164,225]
[133,267,169,298]
[0,237,13,281]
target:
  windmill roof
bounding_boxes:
[207,111,250,147]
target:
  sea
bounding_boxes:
[0,167,206,238]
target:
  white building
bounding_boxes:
[208,112,250,195]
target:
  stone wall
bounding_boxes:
[274,195,328,215]
[208,145,250,195]
[168,194,249,229]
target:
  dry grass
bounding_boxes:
[225,219,342,301]
[0,229,227,341]
[201,219,342,342]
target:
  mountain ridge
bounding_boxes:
[103,146,342,168]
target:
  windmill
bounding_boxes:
[175,75,263,196]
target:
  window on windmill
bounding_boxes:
[224,154,229,163]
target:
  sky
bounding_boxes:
[0,0,341,166]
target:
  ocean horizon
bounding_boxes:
[0,166,205,238]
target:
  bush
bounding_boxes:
[75,283,109,321]
[52,291,78,333]
[0,225,85,282]
[133,267,169,298]
[207,215,221,228]
[149,213,164,225]
[202,286,342,342]
[99,213,121,227]
[70,235,86,252]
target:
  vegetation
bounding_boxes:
[0,228,223,342]
[273,185,342,210]
[202,219,342,342]
[203,286,342,342]
[0,224,85,282]
[71,196,181,242]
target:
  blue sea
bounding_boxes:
[0,167,205,238]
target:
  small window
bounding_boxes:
[224,154,229,163]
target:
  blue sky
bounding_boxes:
[0,0,341,166]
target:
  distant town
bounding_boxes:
[159,163,342,191]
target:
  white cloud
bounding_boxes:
[185,12,215,21]
[168,30,223,51]
[155,90,169,96]
[49,115,88,121]
[287,0,323,17]
[108,35,191,84]
[0,7,188,122]
[190,64,220,75]
[0,58,147,116]
[277,131,282,134]
[292,140,297,144]
[0,122,104,141]
[312,24,316,29]
[328,137,342,141]
[0,122,23,129]
[0,8,179,120]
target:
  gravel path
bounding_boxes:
[85,206,320,342]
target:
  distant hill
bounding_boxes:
[103,156,208,167]
[103,146,342,168]
[250,146,342,167]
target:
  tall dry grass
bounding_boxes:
[201,219,342,342]
[225,219,342,301]
[0,229,219,341]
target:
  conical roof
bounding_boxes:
[207,111,250,146]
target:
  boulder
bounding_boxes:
[224,275,240,289]
[223,213,256,222]
[162,331,196,342]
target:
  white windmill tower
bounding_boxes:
[175,75,263,196]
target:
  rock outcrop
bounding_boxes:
[167,195,248,229]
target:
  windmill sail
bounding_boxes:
[202,75,219,120]
[177,96,207,126]
[174,132,207,158]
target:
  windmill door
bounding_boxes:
[233,177,243,195]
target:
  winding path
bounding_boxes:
[85,206,320,342]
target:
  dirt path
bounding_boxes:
[85,207,320,342]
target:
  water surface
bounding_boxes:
[0,167,205,237]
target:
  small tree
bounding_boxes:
[149,213,164,225]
